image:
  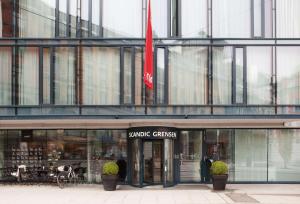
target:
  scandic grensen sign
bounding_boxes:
[128,127,177,139]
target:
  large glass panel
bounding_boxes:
[268,129,300,182]
[135,48,143,105]
[0,47,12,105]
[213,47,233,104]
[103,0,142,37]
[205,130,234,181]
[124,48,132,104]
[157,48,165,104]
[151,0,168,37]
[164,139,174,186]
[213,0,251,37]
[169,46,208,105]
[247,47,272,104]
[47,130,87,181]
[143,141,153,183]
[43,48,51,104]
[69,0,77,37]
[82,47,120,105]
[54,47,75,105]
[19,0,55,37]
[179,131,202,182]
[253,0,262,37]
[88,130,127,183]
[0,0,13,37]
[234,129,268,182]
[277,47,300,104]
[18,47,39,105]
[59,0,67,36]
[181,0,207,37]
[235,48,244,104]
[81,0,89,37]
[91,0,100,36]
[276,0,300,38]
[131,139,140,186]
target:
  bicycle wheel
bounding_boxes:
[57,173,66,189]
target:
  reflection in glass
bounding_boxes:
[213,0,251,37]
[18,47,39,105]
[81,0,89,37]
[43,48,51,104]
[19,0,55,37]
[235,129,268,181]
[92,0,100,36]
[179,131,202,182]
[157,48,165,104]
[164,139,174,185]
[69,0,77,37]
[0,48,12,105]
[182,0,207,37]
[103,0,142,37]
[124,48,132,104]
[0,0,13,37]
[87,130,127,183]
[54,47,75,105]
[277,47,300,104]
[277,0,300,38]
[247,47,272,104]
[213,47,232,104]
[169,47,208,104]
[59,0,67,36]
[235,48,244,104]
[131,139,140,185]
[151,0,168,37]
[135,48,143,105]
[82,47,120,105]
[268,129,300,182]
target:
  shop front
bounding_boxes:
[1,128,300,185]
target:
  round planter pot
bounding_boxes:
[212,174,228,190]
[102,174,118,191]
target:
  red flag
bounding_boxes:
[144,0,153,89]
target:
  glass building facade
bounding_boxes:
[0,0,300,185]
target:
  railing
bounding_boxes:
[1,105,300,118]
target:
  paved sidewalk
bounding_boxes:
[0,184,299,204]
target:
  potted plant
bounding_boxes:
[102,161,119,191]
[210,160,228,190]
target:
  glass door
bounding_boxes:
[164,139,175,187]
[143,141,153,184]
[131,139,141,186]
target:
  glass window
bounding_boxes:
[81,0,89,37]
[253,0,262,37]
[151,0,168,37]
[18,47,39,105]
[87,130,127,183]
[213,0,251,37]
[276,0,300,38]
[0,47,12,105]
[91,0,100,36]
[103,0,142,37]
[54,47,76,105]
[234,129,268,182]
[82,47,120,105]
[0,0,13,37]
[181,0,207,37]
[247,47,272,104]
[235,48,244,104]
[213,47,233,104]
[69,0,78,37]
[124,48,132,104]
[169,46,208,105]
[157,48,165,104]
[59,0,67,36]
[179,131,202,182]
[19,0,56,37]
[135,48,143,105]
[268,129,300,182]
[205,129,234,181]
[277,47,300,104]
[43,48,51,104]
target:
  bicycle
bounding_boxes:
[56,162,83,188]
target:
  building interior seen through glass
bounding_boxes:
[0,130,127,183]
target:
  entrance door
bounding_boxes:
[143,140,163,185]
